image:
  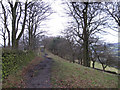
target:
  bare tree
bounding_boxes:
[91,42,114,71]
[7,0,31,49]
[26,0,52,50]
[89,37,99,68]
[66,2,107,67]
[75,44,83,65]
[62,27,78,63]
[0,28,7,47]
[103,2,120,27]
[0,0,10,47]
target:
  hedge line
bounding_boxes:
[2,49,36,79]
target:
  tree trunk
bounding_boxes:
[83,2,90,67]
[102,64,105,71]
[12,39,18,50]
[78,58,82,65]
[3,33,6,48]
[7,31,10,47]
[83,39,90,67]
[72,53,75,63]
[92,61,95,68]
[29,30,33,50]
[102,64,107,71]
[15,40,19,49]
[80,59,82,65]
[11,2,17,50]
[12,29,16,49]
[23,32,25,50]
[78,58,80,64]
[11,1,27,50]
[103,66,106,71]
[29,29,31,50]
[16,2,28,50]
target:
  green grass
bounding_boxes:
[48,51,118,88]
[75,59,119,74]
[90,61,120,74]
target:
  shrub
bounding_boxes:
[2,49,36,79]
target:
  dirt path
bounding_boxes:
[24,54,53,88]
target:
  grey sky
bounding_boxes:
[0,0,118,46]
[45,0,118,43]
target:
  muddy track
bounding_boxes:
[24,54,54,88]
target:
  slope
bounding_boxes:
[47,51,118,88]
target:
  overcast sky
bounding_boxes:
[0,0,118,46]
[43,0,69,36]
[44,0,118,43]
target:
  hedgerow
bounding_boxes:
[2,49,36,79]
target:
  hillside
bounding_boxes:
[47,51,119,88]
[108,43,119,56]
[107,43,119,69]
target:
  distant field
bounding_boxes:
[47,51,118,88]
[74,59,119,74]
[90,61,120,74]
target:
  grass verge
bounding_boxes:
[48,51,118,88]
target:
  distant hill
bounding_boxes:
[107,43,119,57]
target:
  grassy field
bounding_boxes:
[75,59,119,74]
[47,51,118,88]
[90,61,120,74]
